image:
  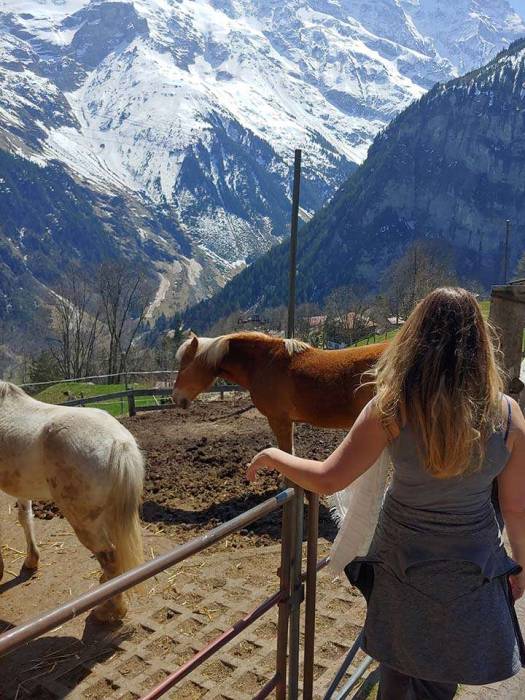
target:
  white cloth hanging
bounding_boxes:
[329,448,391,574]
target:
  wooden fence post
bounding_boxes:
[488,282,525,403]
[128,391,136,417]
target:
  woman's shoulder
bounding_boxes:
[504,395,525,447]
[365,397,401,442]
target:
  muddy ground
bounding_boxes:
[33,397,345,546]
[0,398,355,700]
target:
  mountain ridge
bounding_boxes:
[186,35,525,330]
[1,0,525,363]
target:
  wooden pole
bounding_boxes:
[489,282,525,404]
[287,149,302,339]
[285,149,304,699]
[503,220,511,283]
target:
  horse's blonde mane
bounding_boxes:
[177,332,310,368]
[175,338,192,363]
[221,331,310,356]
[284,338,310,356]
[197,336,230,367]
[176,335,230,368]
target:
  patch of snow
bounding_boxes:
[186,258,203,287]
[1,0,525,295]
[145,273,171,319]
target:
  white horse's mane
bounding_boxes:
[0,381,26,399]
[177,333,310,368]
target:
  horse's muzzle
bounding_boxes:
[172,391,191,409]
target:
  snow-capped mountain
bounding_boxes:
[187,36,525,328]
[1,0,524,316]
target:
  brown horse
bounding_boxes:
[173,332,386,451]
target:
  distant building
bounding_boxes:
[340,312,376,331]
[237,315,269,325]
[306,315,327,328]
[386,316,405,327]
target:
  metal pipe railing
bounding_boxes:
[253,673,279,699]
[276,495,295,700]
[334,655,374,700]
[140,591,284,700]
[322,633,364,700]
[287,485,304,700]
[303,492,320,699]
[322,630,374,700]
[0,488,294,657]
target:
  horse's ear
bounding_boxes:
[188,329,197,339]
[181,335,198,363]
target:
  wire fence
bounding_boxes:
[58,384,245,417]
[20,369,177,389]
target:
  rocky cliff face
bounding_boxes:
[187,38,525,328]
[2,0,523,263]
[1,0,524,356]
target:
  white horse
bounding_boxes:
[0,381,144,622]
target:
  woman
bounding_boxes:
[247,288,525,699]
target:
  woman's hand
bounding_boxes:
[509,571,525,601]
[246,449,276,482]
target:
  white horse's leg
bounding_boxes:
[17,500,40,570]
[62,511,128,622]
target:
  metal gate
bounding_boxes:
[0,488,330,699]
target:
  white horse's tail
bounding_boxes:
[106,439,145,589]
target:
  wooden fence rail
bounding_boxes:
[61,384,243,416]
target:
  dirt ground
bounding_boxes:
[32,397,343,547]
[0,398,369,700]
[1,398,524,699]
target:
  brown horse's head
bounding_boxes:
[172,333,229,408]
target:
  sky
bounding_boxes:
[510,0,525,18]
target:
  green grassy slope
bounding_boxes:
[34,381,163,417]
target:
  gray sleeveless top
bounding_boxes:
[367,399,515,581]
[388,420,510,515]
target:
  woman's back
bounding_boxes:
[389,418,510,514]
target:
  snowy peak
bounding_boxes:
[399,0,525,75]
[186,32,525,328]
[66,2,149,70]
[0,0,524,298]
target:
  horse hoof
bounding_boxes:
[23,555,39,571]
[93,599,127,623]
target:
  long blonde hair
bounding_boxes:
[375,288,505,478]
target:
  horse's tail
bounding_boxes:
[106,438,145,590]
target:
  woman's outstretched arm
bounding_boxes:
[246,400,388,494]
[498,396,525,600]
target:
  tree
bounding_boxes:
[48,269,100,379]
[29,350,60,385]
[295,303,322,344]
[323,286,372,346]
[97,262,152,382]
[151,316,185,370]
[208,310,244,336]
[383,241,457,320]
